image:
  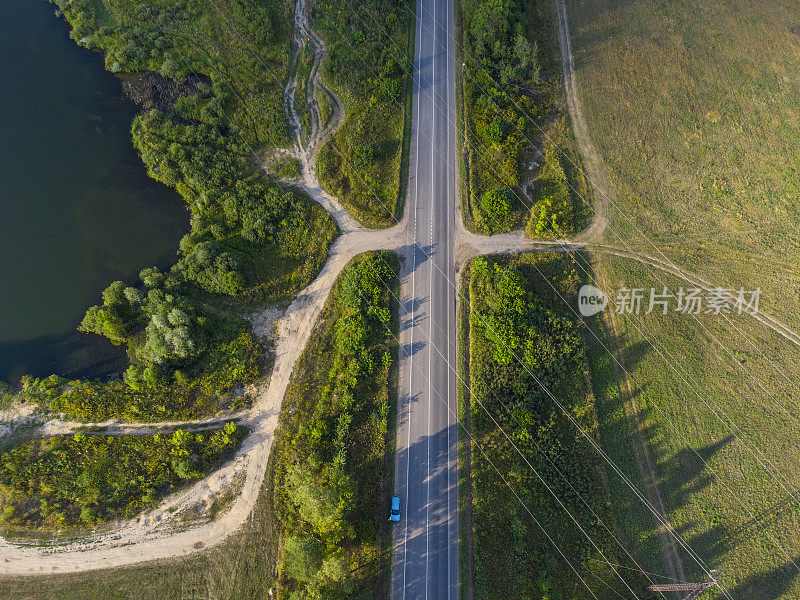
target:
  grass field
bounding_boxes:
[591,255,800,598]
[568,0,800,328]
[562,0,800,596]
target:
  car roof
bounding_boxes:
[391,495,401,508]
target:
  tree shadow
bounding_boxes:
[400,340,427,359]
[658,435,734,517]
[726,556,800,600]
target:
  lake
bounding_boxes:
[0,0,188,384]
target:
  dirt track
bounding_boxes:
[4,0,800,578]
[0,0,403,575]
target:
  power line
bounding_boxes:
[187,1,723,591]
[142,3,800,596]
[326,0,800,587]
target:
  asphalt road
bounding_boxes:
[392,0,459,597]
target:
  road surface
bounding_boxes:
[392,0,459,597]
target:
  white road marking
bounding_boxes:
[400,0,424,595]
[445,0,453,595]
[425,0,436,594]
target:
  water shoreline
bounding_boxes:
[0,0,189,384]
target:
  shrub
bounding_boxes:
[480,188,513,230]
[526,150,574,237]
[0,423,243,528]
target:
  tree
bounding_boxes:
[286,465,355,543]
[513,34,540,84]
[139,267,165,289]
[283,534,323,583]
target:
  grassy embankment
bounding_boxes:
[313,0,414,227]
[463,252,650,599]
[0,252,398,599]
[457,0,591,235]
[7,0,339,424]
[563,0,800,595]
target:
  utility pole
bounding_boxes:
[646,571,720,600]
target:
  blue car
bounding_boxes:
[389,495,401,522]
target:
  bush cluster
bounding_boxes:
[461,0,585,237]
[0,422,243,528]
[462,0,541,233]
[526,147,574,237]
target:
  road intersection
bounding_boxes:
[2,0,799,588]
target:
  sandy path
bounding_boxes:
[4,0,800,578]
[0,0,402,574]
[554,0,612,245]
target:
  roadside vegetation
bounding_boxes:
[0,252,398,599]
[458,0,590,235]
[465,252,647,598]
[313,0,414,227]
[0,422,243,529]
[272,252,397,599]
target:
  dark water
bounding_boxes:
[0,0,188,384]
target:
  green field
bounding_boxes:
[314,0,414,227]
[562,0,800,595]
[463,252,650,599]
[592,256,800,598]
[568,0,800,328]
[0,252,398,598]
